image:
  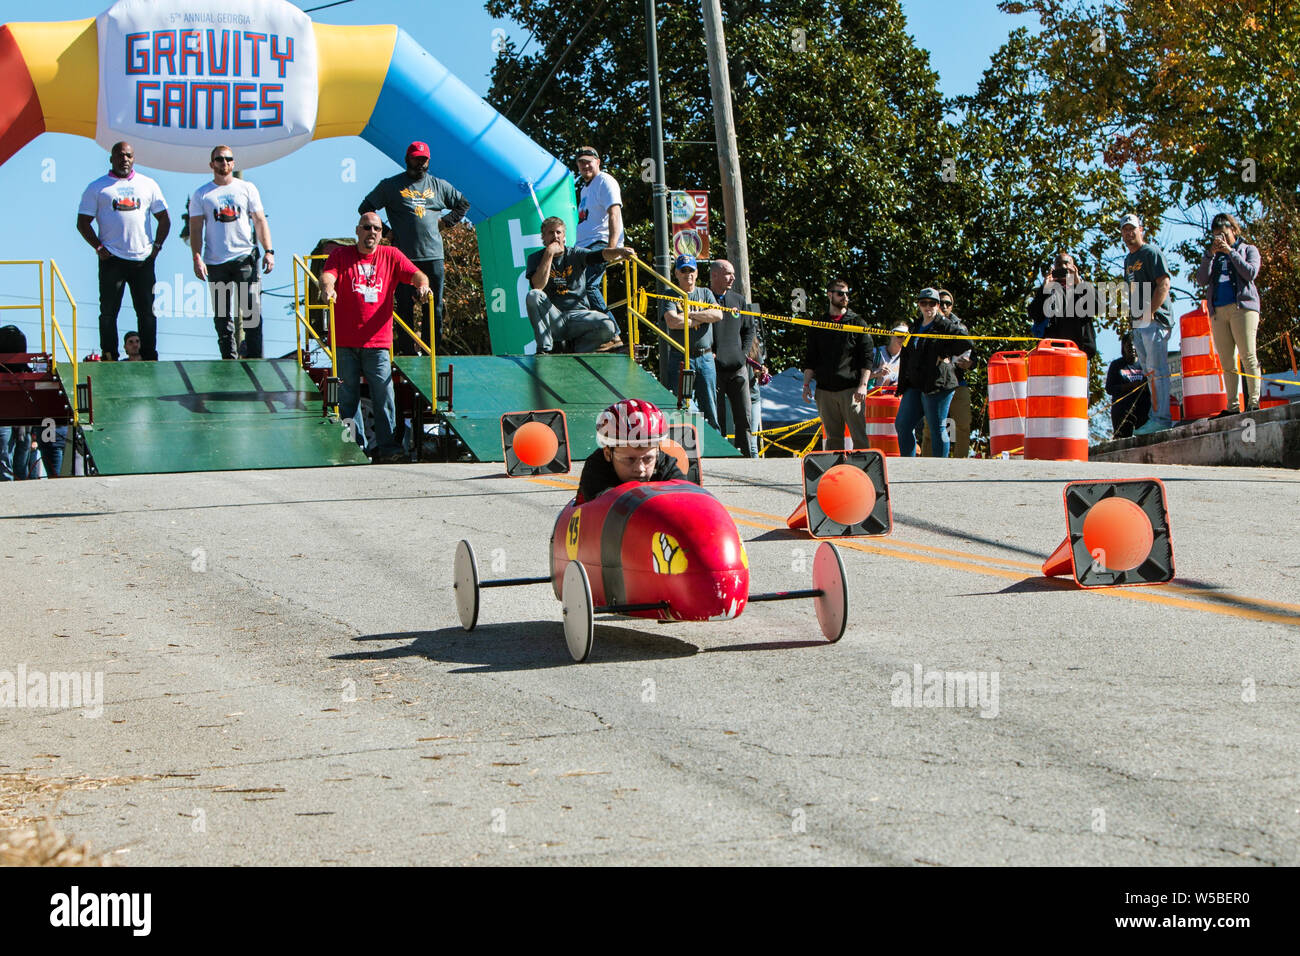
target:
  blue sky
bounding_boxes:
[0,0,1143,363]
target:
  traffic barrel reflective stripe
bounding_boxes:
[1025,339,1088,461]
[988,350,1028,458]
[1178,301,1228,418]
[864,388,900,457]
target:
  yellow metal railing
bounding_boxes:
[47,260,80,423]
[292,254,336,380]
[622,255,694,367]
[0,260,46,352]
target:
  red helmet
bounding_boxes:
[596,399,667,447]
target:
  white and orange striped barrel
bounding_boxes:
[987,351,1028,457]
[1025,339,1089,461]
[1179,301,1228,418]
[865,387,900,456]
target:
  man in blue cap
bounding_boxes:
[660,253,724,431]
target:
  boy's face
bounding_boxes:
[605,445,658,483]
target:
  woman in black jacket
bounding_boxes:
[894,288,975,457]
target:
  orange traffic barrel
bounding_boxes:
[1025,339,1089,461]
[1178,301,1228,419]
[864,387,900,456]
[987,351,1028,457]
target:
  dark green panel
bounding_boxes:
[395,354,741,462]
[76,359,369,474]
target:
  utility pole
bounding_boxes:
[701,0,750,302]
[644,0,671,282]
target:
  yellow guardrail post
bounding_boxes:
[328,299,338,403]
[48,260,80,423]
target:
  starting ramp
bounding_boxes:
[76,359,369,476]
[392,354,741,463]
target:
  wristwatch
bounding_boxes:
[264,249,275,255]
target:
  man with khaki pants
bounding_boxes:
[1194,212,1262,414]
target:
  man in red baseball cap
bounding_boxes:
[359,140,469,357]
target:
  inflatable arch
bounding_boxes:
[0,0,573,353]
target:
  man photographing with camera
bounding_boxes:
[1027,251,1098,357]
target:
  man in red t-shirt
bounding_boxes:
[322,212,430,462]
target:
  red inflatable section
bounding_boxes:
[0,27,44,167]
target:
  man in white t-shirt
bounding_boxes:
[188,145,275,359]
[574,146,624,320]
[76,142,170,361]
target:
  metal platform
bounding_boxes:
[75,359,370,475]
[392,353,742,462]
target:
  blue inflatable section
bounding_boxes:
[360,29,571,224]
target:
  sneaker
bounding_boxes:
[1245,400,1260,412]
[1212,407,1240,419]
[1132,419,1170,436]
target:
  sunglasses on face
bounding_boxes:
[829,289,848,296]
[360,224,382,232]
[213,156,234,163]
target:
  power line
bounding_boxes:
[516,0,607,129]
[301,0,356,13]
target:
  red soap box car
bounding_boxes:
[455,479,849,662]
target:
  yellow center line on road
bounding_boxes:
[524,476,1299,628]
[735,513,1300,629]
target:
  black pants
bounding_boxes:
[98,254,157,360]
[716,363,753,457]
[207,255,262,359]
[395,259,445,355]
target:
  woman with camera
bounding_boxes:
[1194,213,1262,415]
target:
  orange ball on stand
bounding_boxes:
[816,464,875,526]
[1081,496,1153,571]
[512,421,558,467]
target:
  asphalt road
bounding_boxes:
[2,457,1297,865]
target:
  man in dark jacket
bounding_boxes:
[801,279,873,450]
[709,259,755,457]
[895,287,974,457]
[1027,252,1098,357]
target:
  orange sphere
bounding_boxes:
[660,439,690,475]
[1081,496,1153,572]
[512,421,558,467]
[816,464,876,526]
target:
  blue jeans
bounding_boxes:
[0,426,34,481]
[337,347,398,455]
[748,381,762,457]
[37,425,67,478]
[582,241,612,319]
[664,350,719,432]
[1131,321,1172,426]
[895,388,955,457]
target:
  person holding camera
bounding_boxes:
[1027,252,1097,357]
[1194,213,1261,415]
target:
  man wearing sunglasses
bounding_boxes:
[801,280,873,450]
[189,146,274,359]
[321,212,430,463]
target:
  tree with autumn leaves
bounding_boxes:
[1004,0,1300,381]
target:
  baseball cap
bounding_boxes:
[674,254,697,272]
[916,287,942,302]
[1119,214,1141,229]
[575,146,599,160]
[406,141,430,159]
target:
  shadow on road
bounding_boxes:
[956,577,1079,595]
[335,621,699,672]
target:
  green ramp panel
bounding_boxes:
[76,359,370,475]
[394,354,742,462]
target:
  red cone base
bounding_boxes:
[1042,537,1073,577]
[787,500,808,530]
